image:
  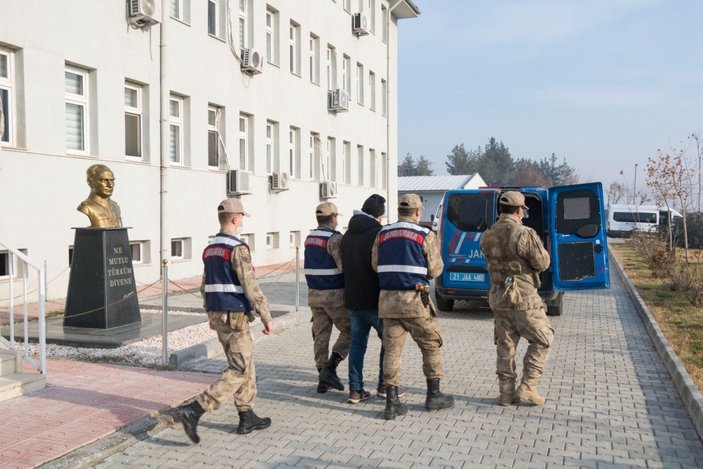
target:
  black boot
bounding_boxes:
[317,367,329,393]
[176,400,205,444]
[319,352,345,391]
[237,409,272,434]
[383,385,407,420]
[425,378,454,410]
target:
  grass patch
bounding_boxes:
[612,244,703,391]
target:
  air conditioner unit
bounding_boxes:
[227,170,251,195]
[352,13,369,36]
[241,49,263,74]
[128,0,161,27]
[328,89,350,112]
[270,171,291,191]
[320,181,338,199]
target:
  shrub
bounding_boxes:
[675,213,703,249]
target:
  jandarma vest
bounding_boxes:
[377,221,430,290]
[202,233,253,312]
[304,228,344,290]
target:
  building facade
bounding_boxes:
[0,0,419,302]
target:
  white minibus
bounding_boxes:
[607,204,682,237]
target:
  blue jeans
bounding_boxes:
[347,308,384,392]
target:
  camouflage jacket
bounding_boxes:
[371,217,444,318]
[479,213,550,311]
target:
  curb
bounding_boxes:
[168,304,310,368]
[610,251,703,442]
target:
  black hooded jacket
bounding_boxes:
[341,211,383,310]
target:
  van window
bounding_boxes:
[447,192,493,232]
[613,212,657,223]
[556,190,600,235]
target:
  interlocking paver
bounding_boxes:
[88,270,703,468]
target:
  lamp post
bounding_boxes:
[633,163,638,204]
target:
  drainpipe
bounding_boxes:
[387,1,403,222]
[159,11,169,270]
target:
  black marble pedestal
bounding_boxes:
[64,227,141,329]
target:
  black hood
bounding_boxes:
[347,211,381,235]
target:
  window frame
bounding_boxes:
[124,82,143,160]
[310,132,320,181]
[289,126,300,178]
[343,141,351,185]
[65,65,90,155]
[370,148,377,187]
[289,21,301,76]
[208,0,222,38]
[342,54,351,95]
[238,0,248,49]
[170,0,190,23]
[369,70,376,111]
[208,105,223,169]
[168,95,184,165]
[326,45,337,91]
[0,46,15,147]
[326,136,336,182]
[381,4,388,43]
[381,78,387,117]
[239,112,251,171]
[265,7,279,66]
[309,33,320,84]
[357,144,364,186]
[356,62,364,105]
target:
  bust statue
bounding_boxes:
[78,164,123,228]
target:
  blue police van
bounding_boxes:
[433,183,610,315]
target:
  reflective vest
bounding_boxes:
[377,221,430,290]
[202,233,252,312]
[304,228,344,290]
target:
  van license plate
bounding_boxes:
[449,272,485,282]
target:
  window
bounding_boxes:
[238,0,248,49]
[289,21,300,75]
[356,62,364,105]
[266,7,279,65]
[266,232,279,249]
[171,238,191,260]
[289,231,300,248]
[357,144,364,186]
[310,132,320,180]
[208,105,222,168]
[266,120,279,174]
[381,78,387,117]
[326,137,336,181]
[0,249,27,278]
[289,126,300,178]
[208,0,223,38]
[344,0,351,13]
[309,34,320,83]
[368,0,376,34]
[370,148,377,187]
[326,45,337,91]
[169,95,184,165]
[124,83,142,159]
[343,141,351,184]
[342,55,351,95]
[130,240,151,265]
[239,233,254,251]
[170,0,189,22]
[239,113,251,171]
[65,65,89,153]
[0,47,15,146]
[369,70,376,111]
[381,4,388,43]
[381,152,387,189]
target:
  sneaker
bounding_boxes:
[348,389,372,404]
[377,384,405,399]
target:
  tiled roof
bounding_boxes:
[398,175,474,192]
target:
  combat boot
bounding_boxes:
[383,385,408,420]
[496,379,519,406]
[425,378,455,410]
[319,352,345,391]
[237,409,272,434]
[317,368,329,393]
[515,382,545,406]
[176,400,205,444]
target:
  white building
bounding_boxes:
[398,174,487,224]
[0,0,419,303]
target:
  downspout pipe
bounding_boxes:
[387,1,404,222]
[159,10,169,270]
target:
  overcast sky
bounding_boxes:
[397,0,703,193]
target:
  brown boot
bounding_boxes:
[496,379,519,406]
[515,382,545,406]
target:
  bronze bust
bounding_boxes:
[78,164,123,228]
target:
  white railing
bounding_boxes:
[0,240,47,375]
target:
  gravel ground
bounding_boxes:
[14,310,230,368]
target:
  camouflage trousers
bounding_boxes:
[382,316,444,387]
[494,307,554,386]
[197,312,257,413]
[309,289,351,369]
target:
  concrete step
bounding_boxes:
[0,372,46,402]
[0,350,19,376]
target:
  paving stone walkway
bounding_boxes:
[90,272,703,468]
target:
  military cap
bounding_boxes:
[316,201,341,216]
[398,193,423,209]
[218,198,249,216]
[499,191,528,209]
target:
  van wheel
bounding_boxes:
[435,291,454,312]
[546,293,564,316]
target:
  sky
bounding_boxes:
[397,0,703,195]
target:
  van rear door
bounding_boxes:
[548,183,610,291]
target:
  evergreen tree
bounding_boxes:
[415,155,434,176]
[445,144,475,175]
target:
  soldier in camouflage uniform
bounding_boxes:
[479,191,554,406]
[372,194,454,420]
[304,202,351,392]
[176,198,274,444]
